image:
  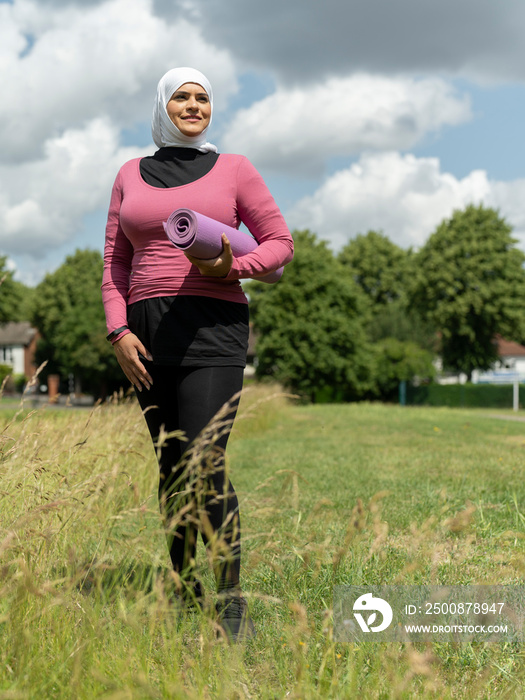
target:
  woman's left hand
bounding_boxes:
[185,233,233,277]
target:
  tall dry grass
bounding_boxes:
[0,384,524,698]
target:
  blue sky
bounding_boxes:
[413,80,525,181]
[1,0,525,283]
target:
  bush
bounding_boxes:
[406,383,523,408]
[0,363,13,390]
[13,374,28,393]
[371,338,435,402]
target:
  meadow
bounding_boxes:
[0,384,524,699]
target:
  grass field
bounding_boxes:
[0,385,524,699]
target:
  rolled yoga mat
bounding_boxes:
[163,208,283,284]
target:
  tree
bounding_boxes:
[339,231,438,363]
[409,205,525,379]
[247,230,373,401]
[0,256,34,323]
[367,298,437,352]
[371,338,435,402]
[32,249,123,396]
[338,231,410,309]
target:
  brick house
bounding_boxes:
[0,321,39,377]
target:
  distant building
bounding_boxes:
[437,336,525,384]
[472,337,525,384]
[0,321,39,377]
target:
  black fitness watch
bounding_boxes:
[106,326,129,342]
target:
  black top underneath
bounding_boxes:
[140,147,220,187]
[133,147,249,368]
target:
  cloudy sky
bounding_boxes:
[2,0,525,284]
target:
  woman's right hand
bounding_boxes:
[113,333,153,392]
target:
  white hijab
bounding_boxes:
[151,67,218,153]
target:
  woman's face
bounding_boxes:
[166,82,211,137]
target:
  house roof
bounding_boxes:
[496,336,525,358]
[0,321,37,346]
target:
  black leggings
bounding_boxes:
[135,364,244,592]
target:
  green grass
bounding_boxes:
[0,388,524,698]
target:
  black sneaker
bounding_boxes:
[216,593,256,642]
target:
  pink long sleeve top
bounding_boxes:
[101,154,294,336]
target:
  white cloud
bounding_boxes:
[1,0,522,287]
[0,0,238,161]
[165,0,525,84]
[0,0,239,267]
[286,152,525,251]
[220,75,471,175]
[0,118,149,255]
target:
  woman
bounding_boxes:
[101,67,294,642]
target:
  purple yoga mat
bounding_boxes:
[163,208,283,284]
